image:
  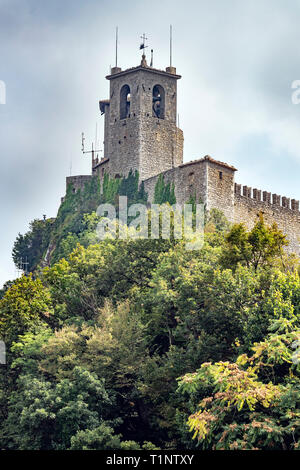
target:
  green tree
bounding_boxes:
[205,208,230,234]
[3,366,113,450]
[3,193,300,450]
[154,174,176,204]
[101,170,148,206]
[0,274,53,344]
[177,318,300,450]
[42,237,173,323]
[12,218,54,272]
[220,214,288,272]
[69,423,123,450]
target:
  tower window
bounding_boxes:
[219,171,223,180]
[152,84,165,119]
[189,172,195,184]
[120,84,131,119]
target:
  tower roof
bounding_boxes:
[106,64,181,80]
[179,155,237,171]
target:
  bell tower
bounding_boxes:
[95,54,184,182]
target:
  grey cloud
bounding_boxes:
[1,0,300,286]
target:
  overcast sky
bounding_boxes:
[1,0,300,287]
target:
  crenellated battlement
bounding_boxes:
[234,183,300,212]
[233,182,300,255]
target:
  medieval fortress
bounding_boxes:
[66,54,300,255]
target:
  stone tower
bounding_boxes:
[94,55,184,181]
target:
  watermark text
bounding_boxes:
[96,197,204,250]
[0,341,6,364]
[291,80,300,104]
[0,80,6,104]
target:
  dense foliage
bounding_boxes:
[154,174,176,205]
[2,188,299,450]
[12,218,55,272]
[12,171,148,269]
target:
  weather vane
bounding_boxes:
[140,33,148,53]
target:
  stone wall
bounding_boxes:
[233,184,300,255]
[66,175,93,193]
[64,162,300,257]
[143,157,300,256]
[92,158,110,186]
[205,159,236,221]
[139,116,183,181]
[143,158,207,205]
[143,155,235,213]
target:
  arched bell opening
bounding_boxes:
[120,84,131,119]
[152,84,165,119]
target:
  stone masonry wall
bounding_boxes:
[92,159,110,187]
[104,115,141,179]
[143,156,235,210]
[64,166,300,257]
[233,184,300,256]
[206,160,236,221]
[143,158,208,205]
[139,116,183,181]
[66,175,93,193]
[61,175,94,203]
[143,158,300,256]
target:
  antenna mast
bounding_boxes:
[81,131,102,170]
[170,24,172,68]
[95,123,99,161]
[115,26,118,67]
